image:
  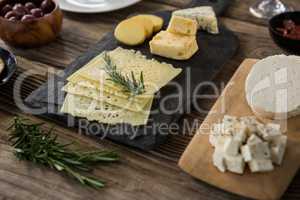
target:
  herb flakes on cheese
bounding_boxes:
[67,47,182,96]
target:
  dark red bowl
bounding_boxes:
[269,11,300,54]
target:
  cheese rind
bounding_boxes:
[173,6,219,34]
[149,31,198,60]
[167,15,198,36]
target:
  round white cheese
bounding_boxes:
[245,55,300,119]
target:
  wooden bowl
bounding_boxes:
[0,0,63,47]
[269,11,300,55]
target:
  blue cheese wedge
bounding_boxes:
[270,135,287,165]
[149,31,198,60]
[167,15,198,36]
[172,6,219,34]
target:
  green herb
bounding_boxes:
[8,117,119,188]
[103,52,145,96]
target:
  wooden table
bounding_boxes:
[0,0,299,199]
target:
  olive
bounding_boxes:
[40,0,54,13]
[13,4,27,16]
[30,8,43,17]
[4,11,17,19]
[25,2,36,11]
[21,14,36,21]
[8,16,17,21]
[1,4,12,16]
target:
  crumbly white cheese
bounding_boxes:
[224,154,245,174]
[245,55,300,119]
[249,159,274,173]
[270,135,287,165]
[213,148,226,172]
[210,115,287,174]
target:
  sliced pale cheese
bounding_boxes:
[67,77,151,103]
[136,14,163,32]
[68,48,182,96]
[173,6,219,34]
[114,19,147,46]
[149,31,198,60]
[167,15,197,36]
[61,94,152,126]
[130,15,154,38]
[63,82,152,112]
[245,55,300,119]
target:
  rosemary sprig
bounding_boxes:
[8,117,119,188]
[103,52,145,96]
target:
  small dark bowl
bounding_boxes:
[0,48,17,85]
[269,11,300,54]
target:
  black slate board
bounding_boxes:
[25,1,238,151]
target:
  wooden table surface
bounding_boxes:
[0,0,299,199]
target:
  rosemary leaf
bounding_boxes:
[8,117,119,188]
[103,52,145,96]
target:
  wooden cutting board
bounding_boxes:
[178,59,300,200]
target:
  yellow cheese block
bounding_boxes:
[130,15,154,38]
[136,14,164,32]
[114,19,147,46]
[167,15,198,36]
[149,31,199,60]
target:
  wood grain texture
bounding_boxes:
[0,0,299,199]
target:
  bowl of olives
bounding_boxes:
[0,0,63,47]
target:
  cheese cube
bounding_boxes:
[247,142,271,160]
[271,135,287,165]
[213,148,226,172]
[223,137,240,156]
[233,124,248,144]
[149,31,198,60]
[241,145,252,162]
[167,16,198,36]
[247,134,263,145]
[224,154,245,174]
[173,6,219,34]
[249,159,274,173]
[258,124,282,141]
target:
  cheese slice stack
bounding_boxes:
[61,47,182,126]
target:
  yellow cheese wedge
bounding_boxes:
[167,15,197,36]
[149,31,199,60]
[114,19,147,46]
[130,15,154,38]
[136,14,164,32]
